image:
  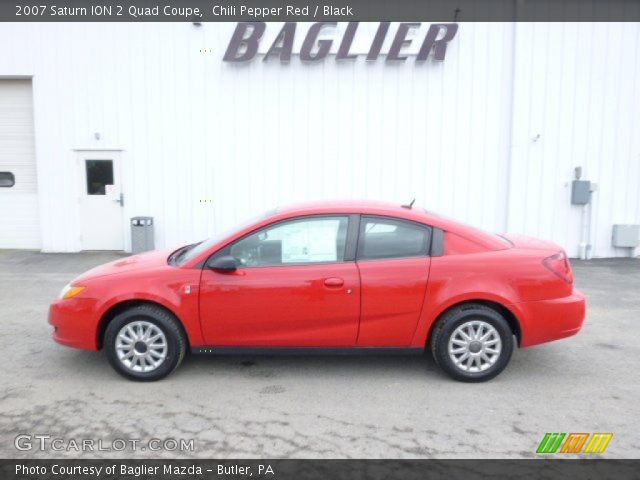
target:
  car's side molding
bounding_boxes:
[191,346,425,355]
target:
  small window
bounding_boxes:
[358,216,431,260]
[0,172,15,188]
[85,160,114,195]
[228,216,349,267]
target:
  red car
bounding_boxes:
[49,201,585,382]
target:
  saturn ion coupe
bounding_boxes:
[49,201,585,382]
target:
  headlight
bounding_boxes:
[59,283,86,300]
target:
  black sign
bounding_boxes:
[3,459,640,480]
[3,0,640,22]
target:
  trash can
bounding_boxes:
[131,217,154,253]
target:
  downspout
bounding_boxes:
[579,204,588,260]
[586,184,597,259]
[504,18,520,233]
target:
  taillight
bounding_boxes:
[543,251,574,284]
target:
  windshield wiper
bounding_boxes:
[169,245,191,265]
[169,241,204,265]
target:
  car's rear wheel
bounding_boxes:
[430,304,514,382]
[104,304,186,381]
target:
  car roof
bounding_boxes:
[275,200,508,251]
[276,199,417,216]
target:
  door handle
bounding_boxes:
[324,277,344,287]
[113,193,124,207]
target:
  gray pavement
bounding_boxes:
[0,250,639,459]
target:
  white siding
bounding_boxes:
[508,23,640,258]
[0,22,638,256]
[0,79,40,249]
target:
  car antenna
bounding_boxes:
[401,198,416,209]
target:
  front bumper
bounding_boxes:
[48,297,100,350]
[513,289,586,348]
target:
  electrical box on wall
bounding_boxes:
[571,180,591,205]
[612,224,640,248]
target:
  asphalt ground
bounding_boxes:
[0,250,638,459]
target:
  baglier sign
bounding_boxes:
[223,22,458,62]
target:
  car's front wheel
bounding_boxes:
[104,304,186,381]
[430,304,514,382]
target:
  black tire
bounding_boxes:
[430,304,514,382]
[104,304,187,381]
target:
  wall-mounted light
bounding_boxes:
[574,166,582,180]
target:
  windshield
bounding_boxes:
[171,209,276,266]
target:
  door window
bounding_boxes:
[85,160,114,195]
[229,216,349,267]
[358,216,431,260]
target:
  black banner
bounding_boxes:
[3,0,640,22]
[2,459,640,480]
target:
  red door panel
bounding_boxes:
[199,263,360,346]
[356,257,431,346]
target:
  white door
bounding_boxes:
[77,152,124,250]
[0,79,40,249]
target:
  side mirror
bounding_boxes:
[208,255,238,272]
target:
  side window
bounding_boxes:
[85,160,114,195]
[229,216,349,267]
[358,216,431,260]
[0,172,15,188]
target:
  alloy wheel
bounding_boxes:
[115,321,168,373]
[447,320,502,373]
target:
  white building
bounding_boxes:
[0,22,639,257]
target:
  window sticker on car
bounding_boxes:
[281,219,341,263]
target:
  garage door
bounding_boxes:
[0,79,40,249]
